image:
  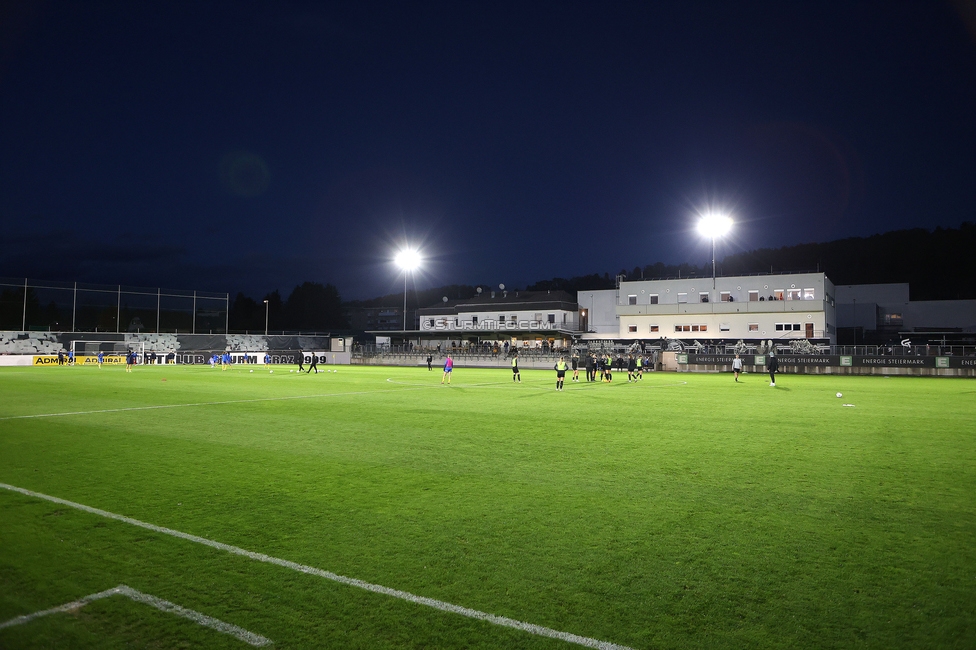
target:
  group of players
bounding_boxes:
[440,350,778,390]
[438,350,652,390]
[550,352,648,390]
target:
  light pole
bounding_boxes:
[263,299,269,336]
[697,213,733,290]
[395,249,422,333]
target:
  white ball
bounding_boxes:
[270,370,273,374]
[249,369,253,373]
[836,392,843,398]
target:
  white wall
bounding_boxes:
[577,290,618,335]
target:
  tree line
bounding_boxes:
[230,281,346,332]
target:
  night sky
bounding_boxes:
[1,2,973,300]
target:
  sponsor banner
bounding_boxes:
[947,356,976,369]
[684,354,757,365]
[422,319,555,331]
[684,353,976,368]
[32,355,126,366]
[7,350,349,367]
[171,350,333,365]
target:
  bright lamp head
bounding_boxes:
[697,214,733,238]
[395,249,422,271]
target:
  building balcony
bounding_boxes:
[616,300,825,316]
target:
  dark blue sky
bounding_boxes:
[1,1,973,299]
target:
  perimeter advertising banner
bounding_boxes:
[26,352,337,366]
[31,355,125,366]
[170,351,333,365]
[683,353,973,369]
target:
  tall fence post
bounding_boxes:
[116,285,121,333]
[22,277,27,331]
[192,290,196,334]
[72,281,77,332]
[156,288,161,333]
[225,293,229,334]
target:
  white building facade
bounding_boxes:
[409,290,580,348]
[580,272,837,344]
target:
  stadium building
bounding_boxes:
[578,271,837,345]
[834,283,976,346]
[404,289,579,350]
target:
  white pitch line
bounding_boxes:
[0,483,634,650]
[385,378,688,390]
[0,385,435,422]
[0,584,271,647]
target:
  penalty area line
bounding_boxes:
[0,482,633,650]
[0,584,271,647]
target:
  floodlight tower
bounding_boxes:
[263,299,269,335]
[697,213,733,289]
[395,249,422,333]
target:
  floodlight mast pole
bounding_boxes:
[711,236,716,290]
[395,249,420,335]
[263,300,269,336]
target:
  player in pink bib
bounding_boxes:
[441,355,453,384]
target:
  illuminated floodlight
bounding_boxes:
[395,249,422,271]
[697,213,733,289]
[697,213,733,238]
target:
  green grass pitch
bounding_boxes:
[0,364,974,649]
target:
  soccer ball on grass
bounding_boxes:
[836,392,843,398]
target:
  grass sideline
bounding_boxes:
[0,364,974,649]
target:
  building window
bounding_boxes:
[628,325,638,333]
[748,323,759,332]
[788,289,801,301]
[677,293,687,303]
[803,288,815,300]
[776,323,801,331]
[547,314,555,324]
[884,313,903,326]
[674,325,682,333]
[774,289,784,300]
[628,295,637,305]
[472,316,478,325]
[749,291,759,302]
[699,292,709,303]
[510,315,517,322]
[649,294,659,304]
[699,324,707,332]
[499,314,504,322]
[720,291,731,302]
[720,323,730,331]
[649,325,659,332]
[691,324,700,332]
